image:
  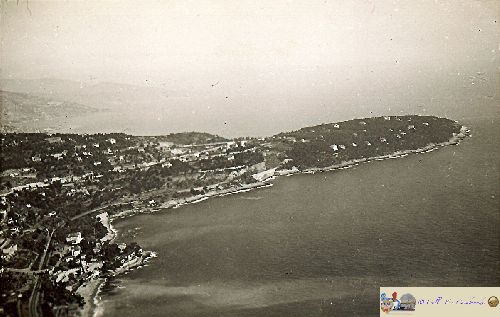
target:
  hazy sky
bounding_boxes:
[0,0,498,136]
[1,0,497,83]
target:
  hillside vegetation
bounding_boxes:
[274,115,462,168]
[162,132,229,145]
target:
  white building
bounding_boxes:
[66,232,83,245]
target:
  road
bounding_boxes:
[23,200,125,316]
[2,267,49,274]
[70,202,131,221]
[28,228,55,317]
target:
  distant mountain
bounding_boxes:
[0,78,233,136]
[0,78,83,98]
[0,90,97,133]
[0,78,184,111]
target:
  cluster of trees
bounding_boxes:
[40,275,85,309]
[162,132,228,145]
[101,242,142,272]
[0,271,31,315]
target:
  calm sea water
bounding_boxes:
[98,117,499,317]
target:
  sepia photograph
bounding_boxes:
[0,1,498,316]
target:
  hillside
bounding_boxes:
[273,115,463,168]
[0,90,97,133]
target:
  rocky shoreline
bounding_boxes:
[77,215,157,317]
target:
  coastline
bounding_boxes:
[300,125,469,175]
[76,278,103,317]
[77,211,157,317]
[77,182,273,317]
[81,125,470,317]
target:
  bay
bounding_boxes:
[98,117,499,316]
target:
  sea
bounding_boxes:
[97,116,499,317]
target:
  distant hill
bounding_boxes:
[0,78,184,111]
[161,132,229,145]
[0,90,97,133]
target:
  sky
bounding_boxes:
[0,0,498,136]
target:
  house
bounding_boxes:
[93,243,102,254]
[139,161,156,168]
[162,162,172,168]
[52,153,64,160]
[45,136,62,144]
[113,166,124,172]
[170,148,188,156]
[66,232,83,245]
[330,144,338,151]
[71,245,81,257]
[21,167,34,173]
[108,138,116,145]
[2,244,18,259]
[158,141,174,149]
[225,141,237,149]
